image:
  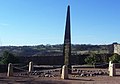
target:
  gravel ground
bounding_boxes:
[0,68,120,84]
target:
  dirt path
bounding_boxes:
[1,68,120,84]
[0,75,120,84]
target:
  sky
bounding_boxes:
[0,0,120,46]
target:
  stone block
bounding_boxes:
[109,63,116,76]
[29,61,33,72]
[7,63,13,77]
[61,65,68,79]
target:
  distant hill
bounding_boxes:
[0,44,113,57]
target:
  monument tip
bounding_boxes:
[68,5,70,8]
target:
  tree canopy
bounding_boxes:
[85,53,100,65]
[0,51,19,64]
[109,53,120,63]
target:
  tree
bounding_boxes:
[85,53,100,65]
[109,53,120,63]
[100,54,109,63]
[0,51,19,64]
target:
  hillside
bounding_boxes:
[0,44,113,57]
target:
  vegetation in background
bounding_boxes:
[109,53,120,63]
[85,53,100,65]
[0,51,19,64]
[0,44,112,57]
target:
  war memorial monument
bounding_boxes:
[0,5,120,84]
[63,5,71,74]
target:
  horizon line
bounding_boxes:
[0,42,118,46]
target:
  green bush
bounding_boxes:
[0,51,19,64]
[85,53,100,65]
[109,53,120,63]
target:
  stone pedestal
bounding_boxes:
[108,61,112,72]
[7,63,13,77]
[61,65,68,79]
[29,61,33,72]
[109,63,116,76]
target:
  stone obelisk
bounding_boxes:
[63,5,71,73]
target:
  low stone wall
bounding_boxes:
[17,55,89,65]
[115,63,120,68]
[0,64,7,73]
[17,54,112,65]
